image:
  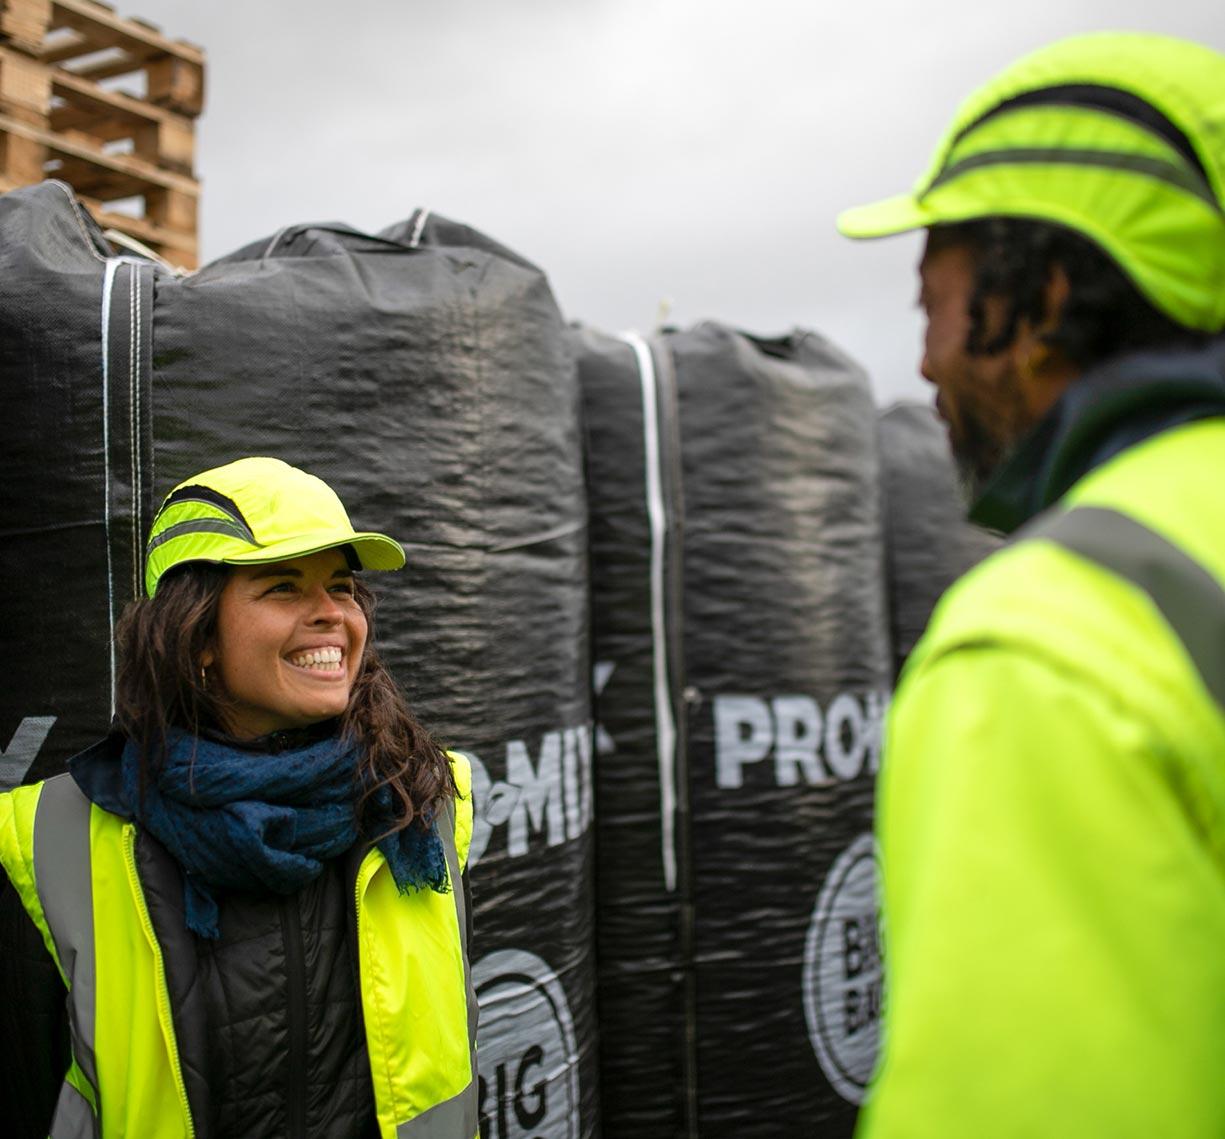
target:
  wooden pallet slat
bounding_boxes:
[68,43,152,79]
[41,30,102,64]
[87,204,197,259]
[46,0,203,112]
[144,51,201,115]
[145,181,192,233]
[49,67,194,171]
[0,111,197,190]
[53,0,194,52]
[0,0,52,54]
[0,121,43,180]
[136,110,189,168]
[0,44,50,123]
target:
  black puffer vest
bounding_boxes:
[135,828,378,1138]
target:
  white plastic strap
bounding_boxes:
[619,331,678,893]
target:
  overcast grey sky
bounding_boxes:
[122,0,1222,404]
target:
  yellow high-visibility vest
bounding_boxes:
[0,754,476,1139]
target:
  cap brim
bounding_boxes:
[222,529,406,572]
[836,192,934,239]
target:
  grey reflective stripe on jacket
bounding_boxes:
[1031,504,1225,709]
[48,1082,98,1139]
[399,1086,476,1139]
[398,794,479,1139]
[33,776,101,1138]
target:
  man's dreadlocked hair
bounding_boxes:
[928,218,1212,368]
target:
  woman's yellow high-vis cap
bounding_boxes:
[837,32,1225,332]
[144,457,406,597]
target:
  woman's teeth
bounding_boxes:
[291,648,343,670]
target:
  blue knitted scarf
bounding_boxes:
[120,728,449,940]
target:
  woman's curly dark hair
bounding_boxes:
[113,559,455,840]
[928,218,1211,367]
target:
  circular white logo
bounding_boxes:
[474,948,581,1139]
[802,833,882,1104]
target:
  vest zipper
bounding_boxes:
[280,893,308,1139]
[122,824,196,1138]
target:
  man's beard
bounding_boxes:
[948,400,1021,508]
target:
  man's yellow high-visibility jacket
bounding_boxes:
[860,414,1225,1137]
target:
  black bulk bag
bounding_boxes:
[575,326,688,1137]
[577,322,891,1138]
[0,181,151,790]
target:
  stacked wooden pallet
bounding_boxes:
[0,0,203,268]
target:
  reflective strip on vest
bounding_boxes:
[32,776,102,1137]
[397,1084,477,1139]
[397,793,479,1139]
[1032,505,1225,708]
[50,1079,98,1139]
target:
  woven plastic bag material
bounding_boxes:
[575,326,687,1137]
[577,321,891,1138]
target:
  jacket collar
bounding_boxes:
[68,731,128,817]
[970,340,1225,534]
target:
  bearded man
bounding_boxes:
[838,32,1225,1137]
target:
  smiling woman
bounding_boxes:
[0,457,478,1139]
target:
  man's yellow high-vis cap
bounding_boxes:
[837,32,1225,332]
[144,457,406,597]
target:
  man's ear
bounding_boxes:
[1038,263,1071,337]
[1010,262,1079,417]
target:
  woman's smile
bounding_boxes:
[287,645,346,674]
